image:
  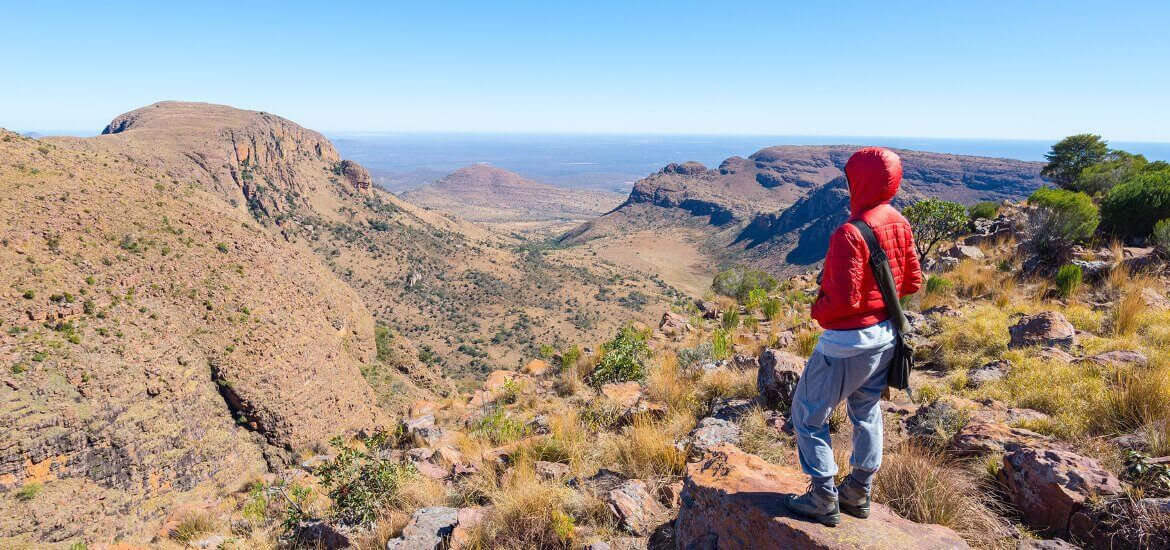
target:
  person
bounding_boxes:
[783,147,923,526]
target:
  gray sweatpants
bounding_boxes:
[789,345,893,489]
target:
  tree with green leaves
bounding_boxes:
[903,199,968,262]
[1071,150,1148,195]
[1041,134,1109,189]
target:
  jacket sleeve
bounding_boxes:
[901,228,923,296]
[811,225,865,325]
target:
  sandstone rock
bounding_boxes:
[998,447,1123,537]
[687,417,742,455]
[1016,539,1079,549]
[770,330,795,348]
[1009,312,1076,349]
[676,445,971,549]
[1084,350,1148,367]
[709,397,754,421]
[448,506,488,550]
[522,358,553,376]
[943,244,985,260]
[951,421,1052,457]
[535,460,571,481]
[295,520,352,549]
[386,506,459,550]
[731,353,759,371]
[607,479,669,536]
[403,414,444,447]
[336,159,372,193]
[967,359,1011,388]
[1036,347,1075,363]
[757,349,803,410]
[659,310,693,340]
[570,468,627,496]
[601,381,644,410]
[1141,287,1170,311]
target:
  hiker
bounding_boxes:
[783,147,923,526]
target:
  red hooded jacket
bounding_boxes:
[811,147,923,330]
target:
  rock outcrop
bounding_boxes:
[675,445,971,549]
[998,447,1123,539]
[1009,311,1077,349]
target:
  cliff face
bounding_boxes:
[570,145,1046,274]
[0,107,390,542]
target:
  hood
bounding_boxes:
[844,147,902,216]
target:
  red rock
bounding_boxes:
[998,447,1123,537]
[1008,312,1076,349]
[676,445,970,549]
[607,479,669,536]
[522,358,553,376]
[950,421,1052,457]
[756,349,803,410]
[659,310,693,340]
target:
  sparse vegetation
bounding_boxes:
[1055,264,1083,299]
[591,324,652,385]
[316,433,418,527]
[904,198,968,262]
[711,267,777,302]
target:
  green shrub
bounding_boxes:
[677,342,714,368]
[721,309,740,330]
[473,406,529,444]
[761,297,783,321]
[1100,170,1170,237]
[16,482,42,501]
[1071,151,1148,195]
[712,267,777,301]
[316,433,417,527]
[925,276,954,295]
[742,315,759,332]
[1025,188,1099,264]
[1054,264,1083,299]
[560,345,581,370]
[1153,219,1170,258]
[712,329,732,360]
[592,325,652,385]
[968,201,1000,220]
[744,287,768,309]
[904,199,968,261]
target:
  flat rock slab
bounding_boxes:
[676,444,970,550]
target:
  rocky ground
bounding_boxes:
[124,202,1169,549]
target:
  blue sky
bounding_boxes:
[4,1,1168,140]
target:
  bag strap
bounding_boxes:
[848,220,910,334]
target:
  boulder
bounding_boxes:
[385,506,460,550]
[295,520,351,549]
[336,159,372,193]
[601,381,644,410]
[521,358,553,376]
[950,421,1052,457]
[535,460,571,481]
[1009,312,1076,349]
[1069,259,1111,281]
[1084,350,1148,367]
[448,507,488,550]
[659,311,693,340]
[998,447,1123,538]
[607,479,670,536]
[402,414,444,447]
[687,417,742,455]
[675,445,971,549]
[967,359,1011,388]
[771,330,795,349]
[698,300,720,320]
[570,468,628,496]
[757,349,804,410]
[942,244,985,261]
[1141,287,1170,311]
[1036,347,1075,363]
[708,397,754,422]
[731,353,759,371]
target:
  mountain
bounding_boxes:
[562,145,1046,286]
[0,102,671,543]
[402,164,624,234]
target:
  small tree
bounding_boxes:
[1100,169,1170,237]
[1042,134,1110,189]
[903,199,968,262]
[1071,150,1148,195]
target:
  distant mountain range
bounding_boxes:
[561,145,1047,283]
[402,164,624,233]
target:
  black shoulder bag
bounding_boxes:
[848,220,915,400]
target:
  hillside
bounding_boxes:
[0,102,678,544]
[402,164,624,234]
[563,146,1047,287]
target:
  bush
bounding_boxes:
[1055,264,1083,299]
[560,345,581,370]
[761,297,783,321]
[1024,188,1099,265]
[1072,151,1148,195]
[925,275,954,295]
[591,325,652,385]
[316,432,417,527]
[904,199,968,261]
[968,201,1000,220]
[712,267,778,302]
[744,287,768,310]
[711,329,732,360]
[1154,219,1170,258]
[721,309,740,330]
[677,342,714,368]
[1101,170,1170,237]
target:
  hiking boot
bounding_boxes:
[783,485,840,527]
[837,476,871,519]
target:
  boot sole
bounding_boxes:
[840,503,869,519]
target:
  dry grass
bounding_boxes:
[952,259,998,298]
[737,407,795,465]
[930,305,1010,371]
[874,444,1007,546]
[1063,302,1106,334]
[794,329,820,357]
[169,511,220,544]
[463,463,577,549]
[645,351,700,415]
[605,414,689,481]
[969,350,1109,438]
[1094,366,1170,434]
[697,367,758,402]
[521,408,591,474]
[1111,285,1150,336]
